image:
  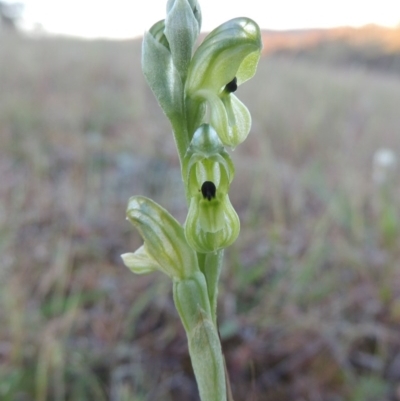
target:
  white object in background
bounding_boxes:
[372,148,397,185]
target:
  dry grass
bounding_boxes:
[1,30,400,400]
[262,25,400,77]
[262,25,400,52]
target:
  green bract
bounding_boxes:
[142,19,184,132]
[185,17,262,148]
[123,196,199,279]
[173,273,226,401]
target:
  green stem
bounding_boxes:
[171,120,193,205]
[171,121,189,169]
[198,250,224,326]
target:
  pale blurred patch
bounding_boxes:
[372,147,397,185]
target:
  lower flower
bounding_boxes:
[122,196,199,279]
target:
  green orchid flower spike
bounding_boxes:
[185,17,262,148]
[183,124,240,253]
[123,2,262,400]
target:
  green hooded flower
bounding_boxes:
[183,124,240,252]
[185,17,262,148]
[122,196,199,279]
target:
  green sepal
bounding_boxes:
[165,0,201,82]
[186,17,262,92]
[125,196,198,279]
[142,20,184,130]
[185,194,240,253]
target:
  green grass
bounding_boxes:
[1,32,400,400]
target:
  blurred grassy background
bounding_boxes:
[1,27,400,400]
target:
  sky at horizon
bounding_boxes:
[19,0,400,38]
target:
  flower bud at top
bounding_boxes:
[167,0,201,30]
[165,0,201,82]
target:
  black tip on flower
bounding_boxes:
[201,181,216,201]
[225,77,237,93]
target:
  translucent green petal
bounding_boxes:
[218,93,252,148]
[121,245,160,275]
[200,92,250,148]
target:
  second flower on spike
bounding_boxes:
[183,124,240,253]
